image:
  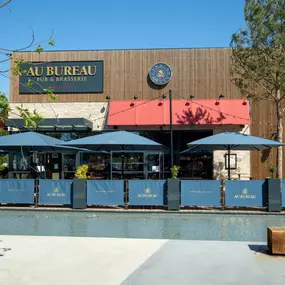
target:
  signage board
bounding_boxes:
[128,180,166,206]
[181,180,220,207]
[87,180,124,206]
[225,180,266,207]
[19,60,104,94]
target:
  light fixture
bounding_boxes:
[219,93,225,99]
[270,132,277,140]
[215,93,225,105]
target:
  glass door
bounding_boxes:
[111,152,145,180]
[81,153,109,180]
[146,152,164,180]
[45,153,62,179]
[62,153,76,179]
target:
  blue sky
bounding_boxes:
[0,0,245,96]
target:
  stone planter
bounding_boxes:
[72,178,87,209]
[167,178,180,210]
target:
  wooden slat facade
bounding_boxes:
[10,48,285,179]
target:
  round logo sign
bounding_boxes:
[149,63,172,85]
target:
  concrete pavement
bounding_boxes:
[0,235,285,285]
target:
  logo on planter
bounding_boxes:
[145,188,151,194]
[234,188,256,199]
[47,187,65,197]
[138,187,158,198]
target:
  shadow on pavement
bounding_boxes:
[248,244,269,255]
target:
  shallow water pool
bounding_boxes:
[0,210,284,242]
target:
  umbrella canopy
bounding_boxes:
[186,132,284,180]
[62,131,166,179]
[180,149,212,154]
[62,131,165,151]
[186,132,284,151]
[0,132,88,153]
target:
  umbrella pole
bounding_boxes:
[227,147,231,180]
[121,153,125,180]
[121,146,125,180]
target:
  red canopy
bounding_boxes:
[108,100,250,126]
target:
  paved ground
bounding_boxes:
[0,236,285,285]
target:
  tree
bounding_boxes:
[230,0,285,179]
[0,130,8,176]
[0,0,56,129]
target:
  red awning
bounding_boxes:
[107,100,250,126]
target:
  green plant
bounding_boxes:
[231,0,285,179]
[170,165,180,179]
[75,164,90,179]
[268,165,277,179]
[0,154,8,172]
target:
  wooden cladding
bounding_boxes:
[9,48,285,179]
[10,48,241,103]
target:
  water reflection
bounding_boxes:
[0,211,284,242]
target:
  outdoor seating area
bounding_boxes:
[0,130,284,212]
[0,174,285,211]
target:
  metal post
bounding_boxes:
[121,153,125,180]
[169,89,174,168]
[35,178,38,207]
[121,146,125,180]
[110,151,113,180]
[227,147,231,180]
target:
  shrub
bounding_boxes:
[170,165,180,179]
[75,164,89,179]
[268,165,277,179]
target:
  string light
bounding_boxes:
[0,72,259,126]
[174,92,250,121]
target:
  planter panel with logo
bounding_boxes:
[87,180,124,206]
[225,180,267,207]
[0,179,35,204]
[181,180,220,207]
[38,179,72,205]
[128,180,166,206]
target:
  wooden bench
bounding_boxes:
[267,227,285,255]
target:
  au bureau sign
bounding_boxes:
[19,61,104,94]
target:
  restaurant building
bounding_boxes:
[7,48,282,180]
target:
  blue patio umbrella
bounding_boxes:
[0,132,88,152]
[62,131,165,151]
[185,132,284,180]
[62,131,166,178]
[0,131,99,177]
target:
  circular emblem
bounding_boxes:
[149,63,172,85]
